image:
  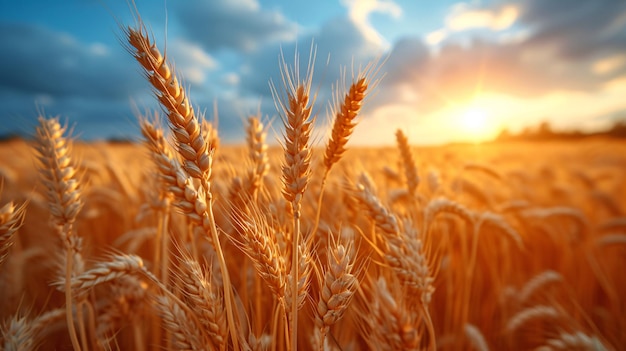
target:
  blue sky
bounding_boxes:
[1,0,626,145]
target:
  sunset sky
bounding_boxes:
[1,0,625,145]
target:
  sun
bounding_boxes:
[460,107,488,133]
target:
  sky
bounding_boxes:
[1,0,626,145]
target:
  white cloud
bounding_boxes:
[425,29,448,46]
[169,39,217,85]
[446,3,519,31]
[423,3,519,47]
[341,0,402,47]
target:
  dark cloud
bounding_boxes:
[0,87,146,140]
[517,0,626,61]
[174,0,297,53]
[0,23,154,139]
[384,37,429,80]
[0,23,144,100]
[237,16,384,123]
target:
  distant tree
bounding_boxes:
[536,121,555,139]
[497,128,512,141]
[608,120,626,137]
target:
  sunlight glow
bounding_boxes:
[460,107,488,133]
[453,104,495,143]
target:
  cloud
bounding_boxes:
[179,0,398,142]
[354,0,626,144]
[380,0,626,107]
[425,3,520,46]
[174,0,298,53]
[593,54,626,75]
[425,29,447,46]
[238,15,385,97]
[0,23,152,139]
[168,39,218,85]
[0,23,143,100]
[4,0,625,145]
[342,0,402,47]
[446,3,519,31]
[234,15,386,138]
[516,0,626,61]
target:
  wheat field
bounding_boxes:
[1,13,625,351]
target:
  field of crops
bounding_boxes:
[1,132,625,350]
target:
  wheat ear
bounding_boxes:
[506,305,560,333]
[68,254,145,294]
[153,294,207,351]
[423,197,474,233]
[464,324,490,351]
[246,115,270,198]
[34,116,84,351]
[544,331,609,351]
[139,116,173,285]
[475,212,524,249]
[323,75,368,171]
[176,257,227,350]
[315,235,358,350]
[32,308,66,342]
[312,69,372,238]
[384,221,434,307]
[271,48,315,350]
[396,129,419,197]
[1,315,34,351]
[125,23,239,348]
[358,278,422,350]
[518,270,563,303]
[353,175,400,237]
[230,115,270,212]
[232,210,287,304]
[125,27,212,187]
[0,201,27,267]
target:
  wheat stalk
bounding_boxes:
[34,116,84,351]
[125,23,239,347]
[271,48,316,350]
